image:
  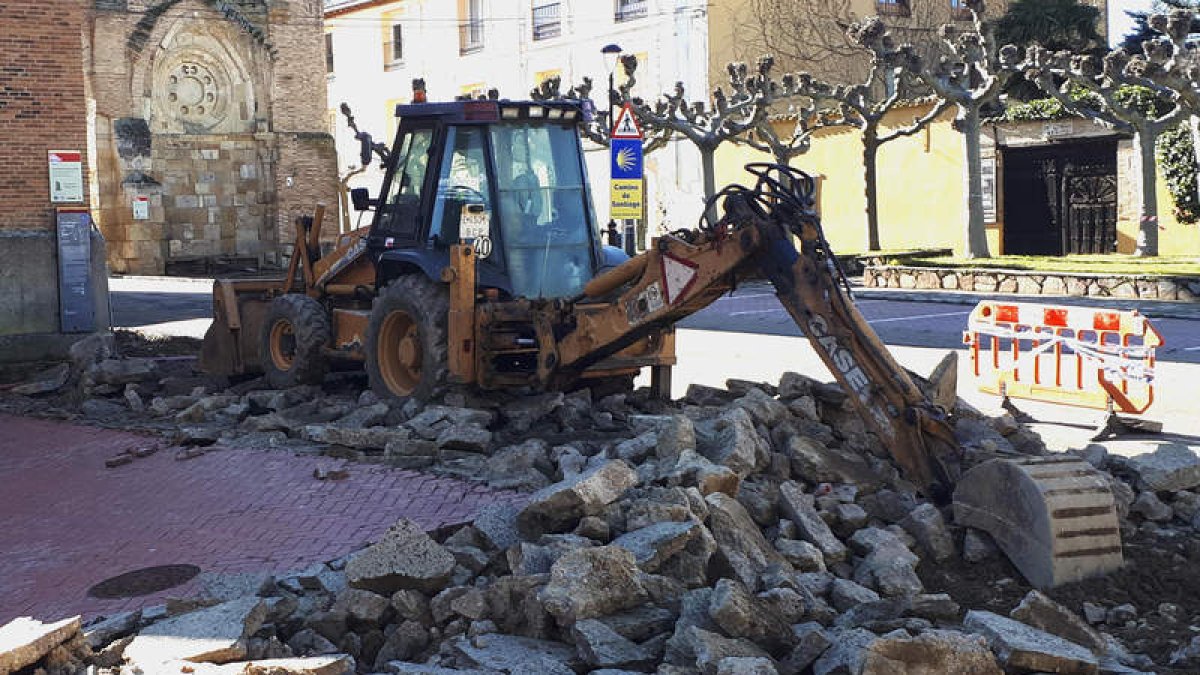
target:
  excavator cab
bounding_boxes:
[359,100,613,300]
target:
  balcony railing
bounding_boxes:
[615,0,648,22]
[459,19,484,54]
[533,3,561,40]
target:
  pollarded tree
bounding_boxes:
[624,56,782,205]
[855,1,1021,258]
[530,57,673,154]
[1115,9,1200,224]
[1024,46,1186,256]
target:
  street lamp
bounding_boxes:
[601,43,623,133]
[601,43,635,253]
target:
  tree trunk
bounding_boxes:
[1191,115,1200,204]
[863,131,880,252]
[701,147,718,222]
[1134,129,1160,257]
[961,106,991,258]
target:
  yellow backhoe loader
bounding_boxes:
[199,98,1122,589]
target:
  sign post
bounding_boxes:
[610,103,643,255]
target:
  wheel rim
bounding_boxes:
[268,318,297,371]
[377,309,421,396]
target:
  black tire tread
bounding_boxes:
[365,274,450,402]
[261,293,331,388]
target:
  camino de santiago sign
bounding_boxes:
[609,103,644,219]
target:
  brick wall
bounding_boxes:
[0,0,90,230]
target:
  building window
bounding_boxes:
[460,0,484,54]
[386,23,404,64]
[615,0,647,22]
[532,2,561,41]
[949,0,972,20]
[875,0,910,17]
[325,33,334,73]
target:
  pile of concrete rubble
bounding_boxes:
[5,333,1200,674]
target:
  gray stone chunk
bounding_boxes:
[338,402,390,427]
[778,481,847,563]
[437,425,493,452]
[701,407,771,475]
[707,579,795,653]
[1130,491,1173,522]
[774,538,825,572]
[572,619,657,669]
[859,629,1001,674]
[84,610,140,649]
[829,579,881,613]
[450,633,576,674]
[471,502,522,552]
[779,622,831,674]
[685,626,773,675]
[716,656,779,674]
[539,546,648,625]
[596,606,677,643]
[898,503,955,561]
[0,616,82,673]
[706,492,792,588]
[124,597,267,665]
[611,520,702,572]
[346,519,456,594]
[1125,443,1200,492]
[962,528,999,563]
[517,460,638,538]
[331,588,391,626]
[964,609,1099,674]
[812,627,876,675]
[1010,590,1106,655]
[303,425,411,450]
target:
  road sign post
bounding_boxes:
[610,103,644,255]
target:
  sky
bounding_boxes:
[1108,0,1156,45]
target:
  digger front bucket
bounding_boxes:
[953,456,1123,589]
[197,279,279,377]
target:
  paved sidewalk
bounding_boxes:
[0,414,514,623]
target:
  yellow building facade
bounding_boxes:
[715,102,1199,257]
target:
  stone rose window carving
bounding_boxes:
[152,43,252,134]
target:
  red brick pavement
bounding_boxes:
[0,414,516,623]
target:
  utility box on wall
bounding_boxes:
[56,207,97,333]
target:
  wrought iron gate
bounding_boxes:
[1002,140,1118,256]
[1062,164,1117,254]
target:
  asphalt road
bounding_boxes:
[108,274,1200,450]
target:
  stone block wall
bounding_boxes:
[87,0,336,275]
[864,265,1200,302]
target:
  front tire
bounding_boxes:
[366,275,450,402]
[261,294,330,388]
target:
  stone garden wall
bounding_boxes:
[863,265,1200,301]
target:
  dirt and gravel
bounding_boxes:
[4,331,1200,674]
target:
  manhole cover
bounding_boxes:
[87,564,201,599]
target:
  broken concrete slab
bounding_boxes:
[0,615,82,673]
[539,546,649,625]
[1125,443,1200,492]
[346,519,456,594]
[572,619,657,670]
[1010,590,1106,655]
[778,481,847,563]
[964,610,1099,674]
[706,492,792,588]
[124,597,267,666]
[450,633,577,674]
[610,520,703,573]
[860,629,1001,675]
[517,460,638,538]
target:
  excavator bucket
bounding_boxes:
[953,456,1123,589]
[197,279,279,377]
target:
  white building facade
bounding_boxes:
[324,0,711,239]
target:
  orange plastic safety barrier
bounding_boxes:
[963,301,1164,414]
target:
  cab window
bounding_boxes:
[429,126,495,259]
[489,123,593,298]
[379,127,434,238]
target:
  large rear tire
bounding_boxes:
[261,294,330,388]
[366,275,450,402]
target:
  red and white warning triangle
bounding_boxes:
[661,253,698,305]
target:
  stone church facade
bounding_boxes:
[86,0,337,274]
